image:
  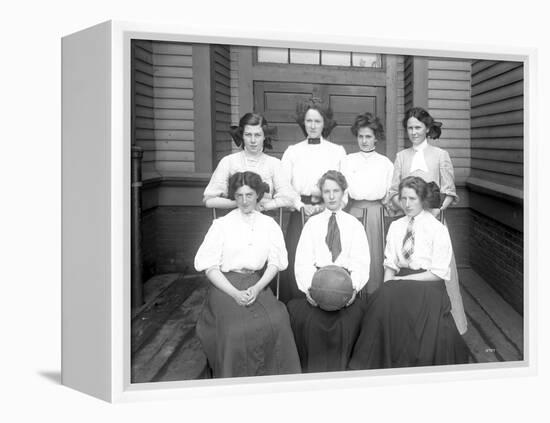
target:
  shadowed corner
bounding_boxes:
[38,370,62,384]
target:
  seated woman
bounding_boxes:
[203,112,298,212]
[194,171,301,378]
[349,176,469,370]
[341,112,394,296]
[287,170,370,373]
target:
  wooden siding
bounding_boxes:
[470,60,524,191]
[213,45,233,163]
[132,41,195,178]
[428,58,472,184]
[396,56,406,156]
[230,46,240,129]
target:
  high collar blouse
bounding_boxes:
[341,151,394,201]
[281,137,347,205]
[194,209,288,273]
[383,210,452,281]
[294,209,371,293]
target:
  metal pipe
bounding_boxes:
[131,145,144,308]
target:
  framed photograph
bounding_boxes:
[61,20,534,402]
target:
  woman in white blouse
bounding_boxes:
[341,112,393,295]
[279,98,347,303]
[195,171,301,378]
[203,112,298,212]
[287,170,370,373]
[349,176,469,369]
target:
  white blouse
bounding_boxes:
[341,151,394,201]
[194,209,288,273]
[294,209,371,293]
[281,138,347,208]
[203,151,299,209]
[383,210,452,281]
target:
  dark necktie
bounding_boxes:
[325,212,342,262]
[402,216,415,261]
[308,137,321,144]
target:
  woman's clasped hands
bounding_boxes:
[232,285,260,307]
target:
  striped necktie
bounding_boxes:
[402,216,415,261]
[325,212,342,262]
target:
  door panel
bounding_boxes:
[254,81,386,158]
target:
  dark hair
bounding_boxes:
[398,176,441,208]
[402,107,442,140]
[227,171,270,201]
[295,97,337,138]
[318,170,348,192]
[229,113,277,150]
[350,112,385,141]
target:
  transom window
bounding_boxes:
[257,47,383,68]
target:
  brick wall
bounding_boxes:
[470,209,523,314]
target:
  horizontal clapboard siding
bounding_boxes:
[470,60,523,190]
[230,46,240,131]
[428,58,472,184]
[396,56,406,153]
[132,40,195,177]
[133,40,156,176]
[213,45,233,163]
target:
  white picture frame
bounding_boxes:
[61,20,536,403]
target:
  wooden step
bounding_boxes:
[457,268,523,363]
[131,275,209,383]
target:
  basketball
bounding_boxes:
[309,265,354,311]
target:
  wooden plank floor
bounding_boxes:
[131,268,524,382]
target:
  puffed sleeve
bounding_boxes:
[203,156,231,199]
[336,145,347,171]
[294,219,318,293]
[439,150,459,203]
[383,222,400,273]
[388,151,404,201]
[266,219,288,271]
[348,218,371,291]
[429,223,453,281]
[194,219,224,272]
[281,145,303,209]
[271,158,300,209]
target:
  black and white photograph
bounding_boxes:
[129,39,524,383]
[9,0,549,420]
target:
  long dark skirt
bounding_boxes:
[347,199,385,296]
[196,272,301,378]
[348,269,469,370]
[287,298,367,373]
[279,209,307,303]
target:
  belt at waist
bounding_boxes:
[229,268,259,275]
[301,195,322,205]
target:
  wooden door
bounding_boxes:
[254,81,386,158]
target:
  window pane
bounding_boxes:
[352,53,383,68]
[321,50,351,66]
[257,47,288,63]
[290,49,319,64]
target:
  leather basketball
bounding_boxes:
[309,265,354,311]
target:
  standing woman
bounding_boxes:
[349,176,469,369]
[288,170,370,373]
[280,98,347,303]
[195,171,301,378]
[341,112,393,295]
[203,112,298,212]
[388,107,468,335]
